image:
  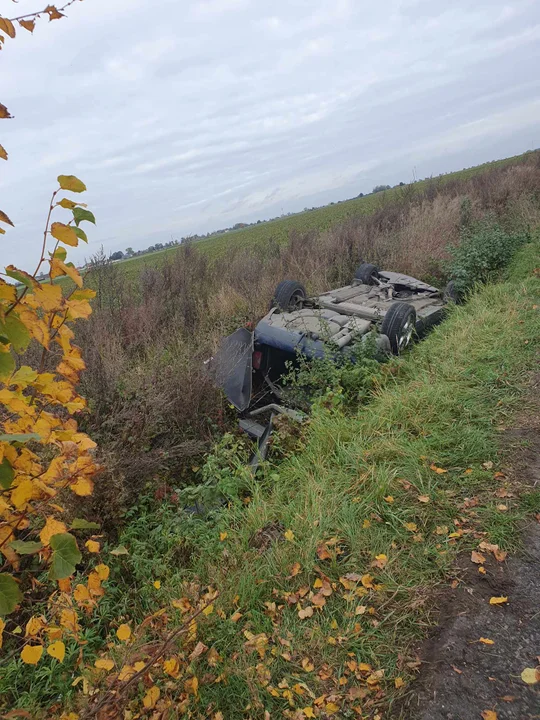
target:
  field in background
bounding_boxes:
[112,153,529,279]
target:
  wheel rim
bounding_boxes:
[398,317,414,350]
[288,291,305,311]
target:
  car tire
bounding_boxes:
[443,280,460,304]
[354,263,380,285]
[271,280,307,312]
[381,302,416,354]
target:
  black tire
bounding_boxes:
[381,302,416,354]
[443,280,460,304]
[270,280,307,312]
[354,263,380,285]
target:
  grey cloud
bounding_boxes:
[1,0,539,267]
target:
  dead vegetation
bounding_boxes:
[76,152,540,521]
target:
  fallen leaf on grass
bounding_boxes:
[384,495,394,503]
[418,495,430,503]
[520,667,539,685]
[143,686,160,709]
[430,464,447,474]
[481,711,497,720]
[298,606,314,619]
[230,611,242,622]
[219,532,228,541]
[489,596,508,605]
[404,522,418,532]
[289,562,301,577]
[372,553,388,569]
[284,529,295,541]
[394,677,405,688]
[302,657,314,672]
[189,641,208,660]
[316,543,331,560]
[94,657,115,671]
[116,624,131,641]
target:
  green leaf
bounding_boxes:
[0,315,31,353]
[0,433,41,443]
[72,207,96,226]
[49,533,82,580]
[0,573,22,615]
[57,175,86,193]
[51,246,67,261]
[9,540,43,555]
[73,227,88,243]
[0,351,15,381]
[0,458,14,490]
[70,518,100,530]
[5,267,37,291]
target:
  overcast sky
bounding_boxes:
[1,0,540,269]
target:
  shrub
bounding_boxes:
[447,218,530,292]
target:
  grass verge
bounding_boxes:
[2,242,539,718]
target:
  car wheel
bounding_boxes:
[381,302,416,354]
[354,263,380,285]
[443,280,460,303]
[271,280,307,312]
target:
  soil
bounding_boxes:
[402,374,540,720]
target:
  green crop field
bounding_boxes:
[111,152,528,281]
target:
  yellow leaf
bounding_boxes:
[25,615,46,637]
[325,702,340,714]
[489,596,508,605]
[220,531,228,541]
[21,644,43,664]
[481,712,497,720]
[430,463,447,474]
[85,540,100,554]
[185,676,199,696]
[51,259,83,288]
[284,529,295,541]
[479,637,494,645]
[40,517,67,546]
[11,479,41,510]
[404,522,418,532]
[142,685,160,709]
[0,144,7,161]
[51,222,79,247]
[203,603,214,616]
[303,709,315,719]
[361,573,374,588]
[74,584,90,603]
[58,175,87,193]
[153,580,161,589]
[384,495,394,503]
[116,623,131,641]
[0,18,16,38]
[57,198,87,209]
[70,476,94,496]
[60,609,79,634]
[92,563,109,582]
[520,667,539,685]
[395,676,405,688]
[301,657,314,672]
[94,657,115,671]
[363,519,371,528]
[34,283,63,312]
[118,664,135,681]
[163,656,180,677]
[373,553,388,568]
[47,640,65,662]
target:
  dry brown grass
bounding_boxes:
[76,152,540,519]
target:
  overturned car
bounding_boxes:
[211,263,455,466]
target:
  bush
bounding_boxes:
[447,218,530,293]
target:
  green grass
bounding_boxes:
[99,241,539,717]
[113,152,531,280]
[3,241,539,718]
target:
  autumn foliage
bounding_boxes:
[0,173,102,664]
